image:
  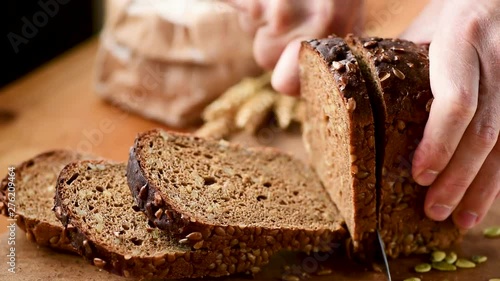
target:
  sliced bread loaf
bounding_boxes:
[54,160,271,278]
[299,37,377,258]
[127,129,347,252]
[345,35,461,258]
[0,150,88,253]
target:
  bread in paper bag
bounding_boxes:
[95,0,261,127]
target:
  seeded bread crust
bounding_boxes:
[127,129,347,253]
[0,150,87,253]
[346,35,462,258]
[299,37,377,258]
[55,160,271,279]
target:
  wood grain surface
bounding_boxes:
[2,1,499,280]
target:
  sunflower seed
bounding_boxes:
[432,261,456,271]
[414,263,431,273]
[391,47,406,52]
[483,226,500,238]
[139,184,148,200]
[379,72,391,82]
[455,258,476,269]
[471,255,487,263]
[154,208,163,219]
[392,68,405,80]
[331,61,345,71]
[93,258,106,268]
[193,241,204,249]
[397,120,406,131]
[49,236,59,244]
[445,251,457,264]
[363,40,378,48]
[431,250,446,262]
[186,232,203,241]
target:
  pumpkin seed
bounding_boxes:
[444,251,457,264]
[455,258,476,269]
[403,278,421,281]
[483,226,500,238]
[471,255,487,263]
[414,263,431,273]
[431,251,447,262]
[432,261,457,271]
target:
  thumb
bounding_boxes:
[271,37,311,96]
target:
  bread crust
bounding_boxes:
[0,150,85,253]
[299,37,377,258]
[55,160,271,279]
[127,129,347,253]
[346,35,462,258]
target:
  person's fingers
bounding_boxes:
[412,36,480,189]
[253,0,336,70]
[423,89,499,221]
[418,3,500,222]
[272,38,310,96]
[452,142,500,229]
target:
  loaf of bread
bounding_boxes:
[127,129,347,253]
[299,35,461,258]
[55,160,272,278]
[345,35,461,258]
[299,37,377,259]
[0,150,88,253]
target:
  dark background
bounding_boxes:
[1,0,104,88]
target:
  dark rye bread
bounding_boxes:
[54,160,272,279]
[0,150,88,253]
[345,35,462,258]
[299,37,377,258]
[127,129,347,253]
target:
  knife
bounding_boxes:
[376,230,392,281]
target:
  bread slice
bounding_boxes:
[345,35,462,258]
[298,37,377,258]
[0,150,88,253]
[127,129,347,253]
[54,160,272,279]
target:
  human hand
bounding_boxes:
[404,0,500,230]
[226,0,364,95]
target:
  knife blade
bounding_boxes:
[376,230,392,281]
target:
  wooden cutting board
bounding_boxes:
[1,1,499,280]
[0,130,499,281]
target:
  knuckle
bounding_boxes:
[463,15,483,41]
[472,122,499,148]
[441,180,470,198]
[440,166,476,195]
